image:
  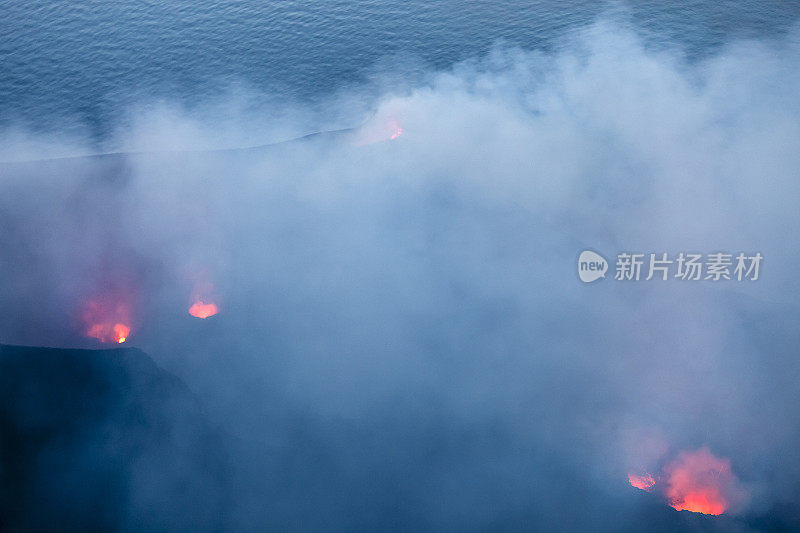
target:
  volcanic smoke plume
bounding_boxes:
[628,447,748,516]
[663,448,745,516]
[81,295,133,344]
[628,472,655,492]
[0,15,799,532]
[189,300,218,319]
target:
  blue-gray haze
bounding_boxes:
[1,1,799,530]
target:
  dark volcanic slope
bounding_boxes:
[0,344,229,531]
[1,343,797,531]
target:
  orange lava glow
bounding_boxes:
[83,298,132,344]
[670,491,726,515]
[189,301,218,319]
[628,472,656,491]
[390,124,403,140]
[114,323,130,343]
[86,321,130,343]
[663,448,733,515]
[351,118,404,145]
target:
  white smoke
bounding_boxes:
[1,18,799,529]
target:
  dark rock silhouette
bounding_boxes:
[1,343,796,531]
[0,344,229,531]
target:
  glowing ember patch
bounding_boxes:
[628,472,656,491]
[85,321,131,344]
[664,448,735,516]
[671,491,726,515]
[82,299,132,344]
[351,118,404,145]
[189,301,218,319]
[114,324,130,343]
[86,322,131,344]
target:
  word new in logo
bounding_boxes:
[578,250,608,283]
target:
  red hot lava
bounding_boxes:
[351,118,404,145]
[628,447,744,516]
[188,279,219,319]
[628,472,656,491]
[82,298,132,344]
[663,448,735,515]
[189,300,218,319]
[388,119,403,140]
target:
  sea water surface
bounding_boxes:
[1,0,798,144]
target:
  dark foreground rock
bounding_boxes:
[0,344,229,531]
[0,344,796,531]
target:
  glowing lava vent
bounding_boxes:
[188,279,219,319]
[627,447,745,516]
[82,299,132,344]
[189,300,218,319]
[663,448,734,515]
[628,472,656,492]
[388,119,403,140]
[351,117,404,145]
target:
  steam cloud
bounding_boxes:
[1,18,799,530]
